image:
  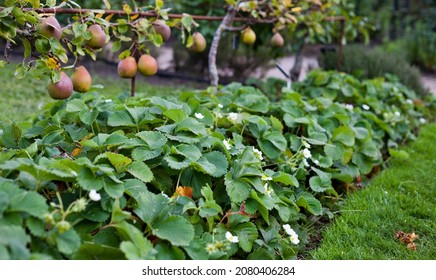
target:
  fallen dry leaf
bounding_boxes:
[175,186,193,198]
[395,230,419,251]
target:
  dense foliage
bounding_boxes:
[319,44,429,97]
[350,0,436,71]
[0,70,431,260]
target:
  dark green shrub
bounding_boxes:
[405,23,436,72]
[319,44,429,97]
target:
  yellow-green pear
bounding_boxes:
[138,54,158,76]
[117,57,138,78]
[86,24,107,49]
[37,16,62,40]
[190,32,207,53]
[71,66,92,93]
[153,20,171,42]
[271,32,284,48]
[47,72,73,99]
[241,27,256,45]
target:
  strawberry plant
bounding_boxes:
[0,69,431,259]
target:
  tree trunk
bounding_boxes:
[208,6,237,87]
[290,45,304,82]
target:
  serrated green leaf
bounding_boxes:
[77,168,104,191]
[132,147,162,161]
[82,203,110,222]
[135,131,167,150]
[175,118,207,135]
[173,144,202,161]
[108,110,136,127]
[134,191,169,224]
[233,222,258,253]
[164,108,188,123]
[155,243,186,260]
[106,152,132,173]
[269,115,284,131]
[66,99,87,112]
[42,130,64,145]
[111,199,131,223]
[104,133,129,147]
[0,225,30,259]
[195,151,228,177]
[306,132,328,145]
[153,216,194,246]
[183,237,209,260]
[324,143,343,161]
[117,221,155,260]
[259,131,287,159]
[360,141,380,159]
[332,126,355,146]
[79,109,98,125]
[224,172,251,203]
[0,123,21,148]
[296,192,322,215]
[56,229,81,255]
[103,178,124,198]
[273,172,299,187]
[309,175,332,192]
[352,153,375,175]
[123,179,147,199]
[127,161,153,183]
[9,191,48,217]
[353,126,369,140]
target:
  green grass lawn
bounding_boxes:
[0,62,183,123]
[310,124,436,260]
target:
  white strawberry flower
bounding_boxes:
[290,234,300,245]
[227,112,239,122]
[195,113,204,119]
[225,231,239,243]
[362,104,370,111]
[89,189,101,202]
[283,224,300,245]
[253,147,263,160]
[345,104,354,111]
[223,139,232,150]
[218,104,224,109]
[303,148,311,159]
[263,183,273,196]
[302,140,311,148]
[282,224,296,236]
[205,243,217,254]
